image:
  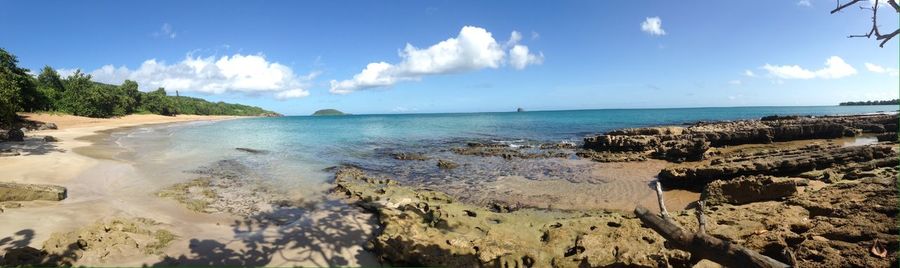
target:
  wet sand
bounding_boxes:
[0,113,379,266]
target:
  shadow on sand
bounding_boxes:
[150,200,380,267]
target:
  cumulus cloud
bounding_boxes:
[762,56,857,79]
[797,0,812,6]
[640,17,666,36]
[865,62,900,76]
[744,70,756,77]
[330,26,542,94]
[71,53,313,99]
[510,45,544,70]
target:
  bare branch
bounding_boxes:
[832,0,864,13]
[835,0,899,47]
[655,181,670,219]
[695,201,707,234]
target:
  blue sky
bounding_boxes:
[2,0,897,115]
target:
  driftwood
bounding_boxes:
[634,182,790,268]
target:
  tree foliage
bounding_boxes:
[0,48,277,126]
[839,99,899,106]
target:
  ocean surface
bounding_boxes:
[113,105,898,199]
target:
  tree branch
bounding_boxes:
[832,0,864,13]
[834,0,900,47]
[634,181,790,267]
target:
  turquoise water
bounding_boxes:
[117,105,898,195]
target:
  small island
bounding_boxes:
[839,99,899,106]
[311,109,347,116]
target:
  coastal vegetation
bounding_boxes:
[839,99,899,106]
[0,48,276,127]
[311,109,346,116]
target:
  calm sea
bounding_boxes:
[114,105,898,196]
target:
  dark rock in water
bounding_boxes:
[43,136,58,142]
[235,147,268,154]
[391,152,429,161]
[702,175,806,205]
[582,114,899,163]
[436,159,459,169]
[0,182,67,202]
[760,115,804,121]
[6,129,24,142]
[516,107,525,112]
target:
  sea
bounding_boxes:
[111,105,899,199]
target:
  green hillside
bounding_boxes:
[312,109,347,116]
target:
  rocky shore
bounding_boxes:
[331,113,899,267]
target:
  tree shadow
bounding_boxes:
[0,229,82,266]
[0,137,65,156]
[150,199,381,267]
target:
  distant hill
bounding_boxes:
[312,109,347,116]
[839,99,899,106]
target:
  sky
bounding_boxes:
[1,0,898,115]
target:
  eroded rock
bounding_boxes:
[332,167,692,267]
[658,144,897,186]
[702,175,806,205]
[582,114,899,163]
[0,182,67,202]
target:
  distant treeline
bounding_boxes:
[0,48,277,126]
[838,99,899,106]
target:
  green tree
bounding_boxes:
[61,70,116,117]
[0,48,40,124]
[140,88,175,116]
[36,66,65,111]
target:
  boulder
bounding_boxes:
[436,159,459,169]
[6,129,24,142]
[0,182,67,202]
[38,122,58,130]
[43,136,58,142]
[702,175,807,205]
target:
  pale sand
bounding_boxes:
[0,113,378,266]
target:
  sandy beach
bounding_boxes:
[0,113,377,266]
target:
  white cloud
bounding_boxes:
[506,31,523,48]
[531,31,540,40]
[71,53,313,98]
[797,0,812,6]
[865,62,900,76]
[728,80,742,85]
[510,45,544,70]
[154,23,177,39]
[743,70,756,77]
[330,26,542,94]
[762,56,857,79]
[640,17,666,36]
[275,89,311,100]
